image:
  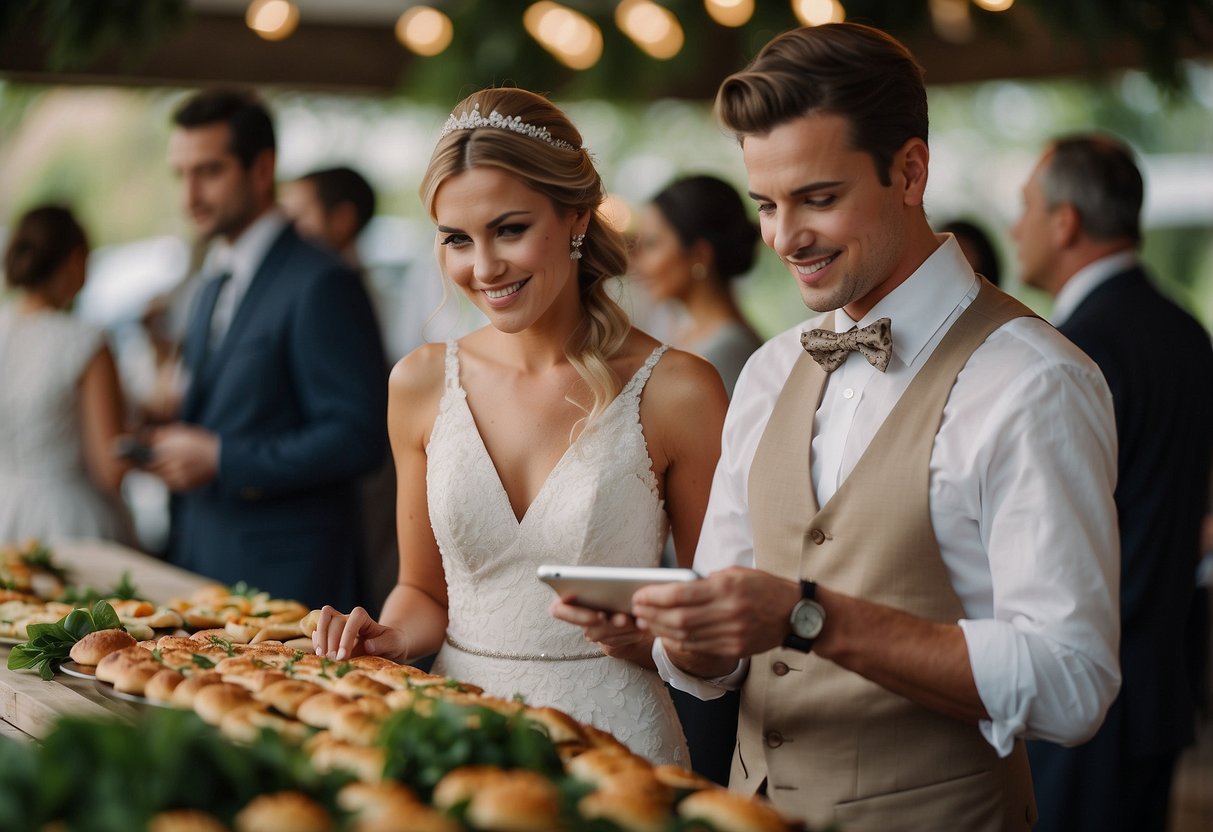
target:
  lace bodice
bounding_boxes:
[426,340,687,765]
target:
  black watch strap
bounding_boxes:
[783,579,818,652]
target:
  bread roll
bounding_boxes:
[296,691,353,729]
[192,682,254,725]
[432,766,508,811]
[308,738,387,783]
[234,791,333,832]
[330,702,384,746]
[147,810,229,832]
[579,792,667,832]
[255,678,325,717]
[653,764,716,792]
[144,668,187,704]
[169,670,223,709]
[464,772,561,832]
[299,608,322,637]
[113,661,161,695]
[676,789,788,832]
[523,706,585,745]
[566,748,652,786]
[333,671,391,699]
[70,629,137,666]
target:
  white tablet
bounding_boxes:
[537,564,699,614]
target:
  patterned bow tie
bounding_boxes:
[800,317,893,373]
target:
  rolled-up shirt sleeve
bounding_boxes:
[960,360,1121,755]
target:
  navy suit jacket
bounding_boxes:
[172,224,389,610]
[1059,266,1213,757]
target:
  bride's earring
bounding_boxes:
[569,233,585,260]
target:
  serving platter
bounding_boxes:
[58,660,97,680]
[93,678,162,708]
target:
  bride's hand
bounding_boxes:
[312,605,409,662]
[549,598,655,665]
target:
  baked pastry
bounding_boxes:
[566,748,652,786]
[676,789,788,832]
[653,764,717,792]
[144,668,186,704]
[255,678,325,717]
[464,771,561,832]
[579,792,668,832]
[147,809,229,832]
[112,661,161,695]
[192,682,254,725]
[330,702,384,746]
[234,791,333,832]
[523,706,585,745]
[95,646,156,684]
[308,738,387,783]
[169,670,223,709]
[432,766,508,811]
[296,692,354,729]
[69,628,137,666]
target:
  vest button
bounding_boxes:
[809,528,826,545]
[765,731,784,748]
[772,661,790,676]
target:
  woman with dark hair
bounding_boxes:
[633,175,763,396]
[0,205,135,544]
[941,218,1002,287]
[314,88,728,765]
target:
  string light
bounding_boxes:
[704,0,754,28]
[616,0,685,60]
[791,0,845,27]
[396,6,454,56]
[524,2,604,69]
[245,0,299,41]
[929,0,974,42]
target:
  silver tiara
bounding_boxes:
[439,102,577,151]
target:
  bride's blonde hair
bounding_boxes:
[420,88,630,433]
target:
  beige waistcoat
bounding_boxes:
[736,280,1037,831]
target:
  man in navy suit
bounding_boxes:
[146,89,388,611]
[1013,134,1213,832]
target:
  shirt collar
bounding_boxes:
[1050,250,1138,326]
[210,208,289,282]
[834,233,976,368]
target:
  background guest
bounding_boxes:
[0,205,136,546]
[940,218,1002,287]
[146,89,388,610]
[281,164,397,617]
[1013,133,1213,832]
[632,174,762,396]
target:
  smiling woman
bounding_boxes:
[311,87,730,768]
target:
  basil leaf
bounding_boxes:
[90,600,122,633]
[61,610,93,641]
[191,654,216,669]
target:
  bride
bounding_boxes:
[313,88,728,765]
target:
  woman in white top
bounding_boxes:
[314,89,727,764]
[0,205,134,545]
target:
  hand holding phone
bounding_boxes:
[537,565,699,614]
[114,436,155,466]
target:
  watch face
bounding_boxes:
[791,599,825,640]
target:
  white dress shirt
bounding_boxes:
[654,235,1122,757]
[208,209,289,346]
[1049,250,1139,326]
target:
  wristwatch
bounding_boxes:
[783,579,825,652]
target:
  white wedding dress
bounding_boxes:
[0,304,134,545]
[427,340,689,766]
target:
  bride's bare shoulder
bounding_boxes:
[389,341,448,400]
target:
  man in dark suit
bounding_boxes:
[146,89,388,611]
[1013,134,1213,832]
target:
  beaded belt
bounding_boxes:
[445,635,607,662]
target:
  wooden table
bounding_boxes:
[0,539,211,740]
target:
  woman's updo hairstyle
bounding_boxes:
[4,205,88,289]
[421,88,631,432]
[651,175,759,283]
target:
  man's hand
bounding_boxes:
[633,567,801,676]
[144,423,220,491]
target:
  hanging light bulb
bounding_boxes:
[245,0,299,41]
[791,0,845,27]
[704,0,754,28]
[973,0,1014,10]
[396,6,454,56]
[929,0,974,42]
[524,2,604,70]
[616,0,685,60]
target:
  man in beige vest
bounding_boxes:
[628,24,1122,831]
